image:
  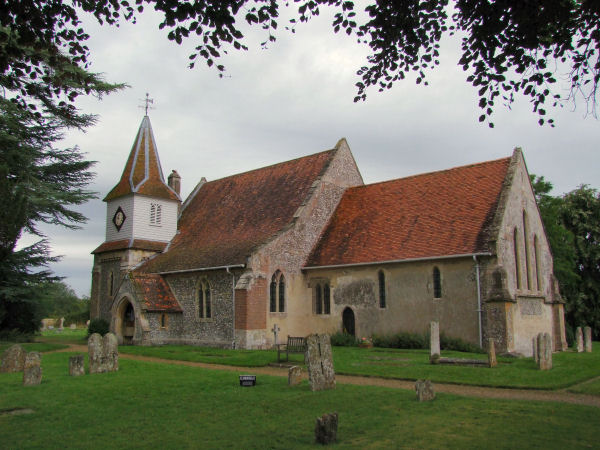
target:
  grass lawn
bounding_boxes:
[0,342,68,354]
[0,352,598,449]
[567,377,600,396]
[37,328,88,345]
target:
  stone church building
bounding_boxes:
[91,115,567,356]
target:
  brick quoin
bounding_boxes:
[234,289,247,330]
[236,278,267,330]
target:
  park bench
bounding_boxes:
[277,336,307,363]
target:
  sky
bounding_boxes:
[19,6,599,297]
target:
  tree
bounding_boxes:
[560,185,600,338]
[1,1,599,127]
[0,27,123,337]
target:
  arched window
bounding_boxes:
[160,313,168,329]
[198,279,211,319]
[270,271,285,313]
[513,227,522,289]
[315,284,323,314]
[534,234,541,291]
[323,283,331,315]
[523,211,531,290]
[433,267,442,299]
[150,203,162,225]
[378,271,386,308]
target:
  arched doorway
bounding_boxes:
[122,301,135,345]
[342,307,355,337]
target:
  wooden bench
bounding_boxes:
[277,336,307,363]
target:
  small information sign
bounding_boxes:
[239,375,256,387]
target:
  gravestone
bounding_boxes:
[88,333,103,374]
[487,338,497,368]
[23,352,42,386]
[537,333,552,371]
[58,317,65,330]
[305,334,335,391]
[576,327,584,352]
[70,323,77,330]
[271,323,280,348]
[532,337,539,364]
[430,321,440,360]
[584,326,592,353]
[1,344,26,373]
[315,412,338,445]
[288,366,302,386]
[415,380,435,401]
[69,355,85,376]
[103,333,119,372]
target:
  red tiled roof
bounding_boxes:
[141,149,336,273]
[131,273,182,312]
[104,116,180,202]
[305,157,511,267]
[92,239,168,254]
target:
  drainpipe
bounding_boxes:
[473,255,483,349]
[226,267,236,349]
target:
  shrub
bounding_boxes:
[440,334,485,354]
[0,329,35,343]
[87,318,110,337]
[330,332,358,347]
[372,331,485,353]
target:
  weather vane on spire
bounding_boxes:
[139,92,155,116]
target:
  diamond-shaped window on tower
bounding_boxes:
[112,206,126,231]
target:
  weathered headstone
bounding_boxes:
[584,326,593,353]
[415,379,435,401]
[23,352,42,386]
[88,333,103,374]
[1,344,26,373]
[288,366,302,386]
[537,333,553,370]
[315,412,338,445]
[430,321,440,361]
[69,355,85,376]
[70,323,77,330]
[305,334,335,391]
[59,317,65,330]
[487,338,497,368]
[271,323,280,348]
[102,333,119,372]
[576,327,584,352]
[532,337,539,364]
[86,320,90,327]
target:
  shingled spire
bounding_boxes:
[104,116,179,202]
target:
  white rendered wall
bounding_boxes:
[106,195,134,242]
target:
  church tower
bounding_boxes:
[90,115,181,321]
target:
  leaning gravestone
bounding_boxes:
[537,333,552,371]
[415,380,435,401]
[576,327,584,353]
[69,355,85,376]
[288,366,302,386]
[315,412,338,445]
[1,344,26,373]
[584,326,593,353]
[487,338,497,368]
[430,321,440,360]
[305,334,335,391]
[23,352,42,386]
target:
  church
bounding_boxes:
[90,115,568,356]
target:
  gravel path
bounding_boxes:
[55,344,600,408]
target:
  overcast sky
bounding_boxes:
[19,6,599,297]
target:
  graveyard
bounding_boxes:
[1,329,599,448]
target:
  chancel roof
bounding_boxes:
[104,116,180,202]
[305,156,512,268]
[131,273,182,312]
[141,149,337,273]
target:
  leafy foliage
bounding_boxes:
[330,332,358,346]
[373,331,484,353]
[2,1,597,126]
[87,318,110,337]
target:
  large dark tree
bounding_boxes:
[0,26,123,336]
[1,1,599,127]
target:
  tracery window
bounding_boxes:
[150,203,162,225]
[514,227,522,289]
[433,267,442,299]
[270,271,285,313]
[378,270,386,308]
[198,279,211,319]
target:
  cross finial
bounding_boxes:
[139,92,155,116]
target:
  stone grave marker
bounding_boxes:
[69,355,85,376]
[315,412,338,445]
[288,366,302,386]
[415,380,435,401]
[487,338,497,368]
[271,323,280,348]
[23,352,42,386]
[88,333,103,374]
[584,326,592,353]
[1,344,26,373]
[88,332,119,374]
[58,317,65,330]
[532,337,539,364]
[70,323,77,330]
[430,321,440,360]
[305,334,335,392]
[537,333,552,371]
[576,327,584,352]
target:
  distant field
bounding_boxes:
[0,352,598,449]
